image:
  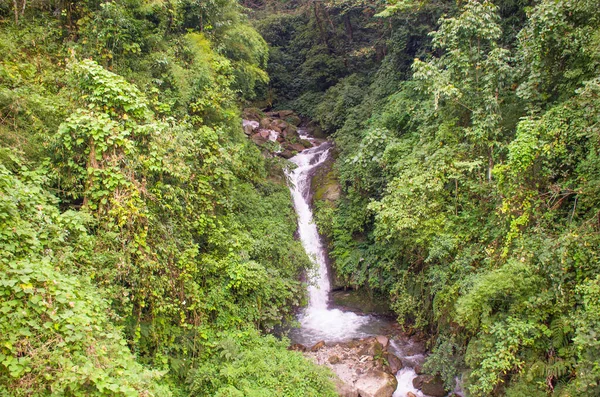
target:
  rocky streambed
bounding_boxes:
[290,335,454,397]
[242,108,319,158]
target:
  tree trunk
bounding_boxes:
[13,0,19,24]
[313,2,328,49]
[344,14,353,41]
[488,145,494,182]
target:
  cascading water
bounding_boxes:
[285,130,462,397]
[286,130,389,346]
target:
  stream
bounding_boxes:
[285,130,437,397]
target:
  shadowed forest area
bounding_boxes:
[1,0,600,396]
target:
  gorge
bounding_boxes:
[2,1,600,396]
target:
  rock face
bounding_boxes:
[303,336,399,397]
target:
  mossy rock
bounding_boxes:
[311,157,340,203]
[301,139,312,148]
[285,115,302,126]
[243,107,265,121]
[330,289,392,315]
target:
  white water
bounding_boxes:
[286,131,389,346]
[393,368,425,397]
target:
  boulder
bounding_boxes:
[358,337,383,358]
[272,119,288,130]
[285,115,302,126]
[242,120,259,135]
[278,150,294,159]
[242,107,263,121]
[414,363,424,375]
[283,142,306,152]
[281,127,299,140]
[412,375,424,390]
[376,336,389,349]
[329,355,341,364]
[386,353,403,374]
[412,375,446,397]
[355,369,398,397]
[335,378,358,397]
[407,393,417,397]
[289,343,307,352]
[251,133,267,145]
[311,340,326,352]
[300,139,313,148]
[278,110,295,118]
[260,117,273,129]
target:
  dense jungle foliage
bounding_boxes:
[3,0,600,396]
[0,1,338,396]
[248,0,600,395]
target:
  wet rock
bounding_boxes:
[329,355,341,364]
[358,337,383,358]
[251,133,267,145]
[289,343,307,352]
[243,120,258,135]
[311,340,326,352]
[260,117,273,129]
[278,110,295,118]
[407,392,417,397]
[283,142,306,152]
[278,150,294,159]
[335,378,358,397]
[282,123,299,136]
[386,352,403,374]
[376,336,389,349]
[412,375,424,389]
[300,139,313,148]
[272,119,288,130]
[292,143,306,152]
[413,375,446,397]
[414,363,424,375]
[355,369,398,397]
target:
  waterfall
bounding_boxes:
[286,130,386,346]
[285,130,462,397]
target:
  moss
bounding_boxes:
[330,289,392,315]
[312,165,340,203]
